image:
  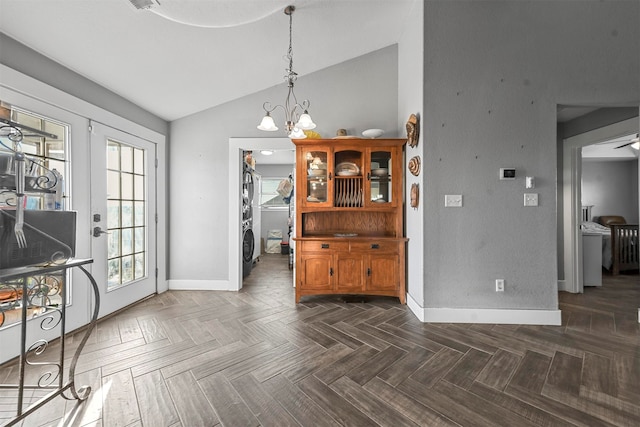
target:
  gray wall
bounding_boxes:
[582,160,639,224]
[169,46,398,281]
[421,1,639,310]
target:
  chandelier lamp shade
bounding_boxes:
[257,5,316,139]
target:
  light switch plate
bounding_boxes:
[524,193,538,206]
[445,195,463,207]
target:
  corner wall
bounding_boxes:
[397,1,425,312]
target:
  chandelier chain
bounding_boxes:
[286,7,296,84]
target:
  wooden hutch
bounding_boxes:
[292,138,407,303]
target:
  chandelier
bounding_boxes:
[257,5,316,139]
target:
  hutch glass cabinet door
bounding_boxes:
[300,147,331,207]
[366,148,394,206]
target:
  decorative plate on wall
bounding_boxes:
[408,156,421,176]
[406,113,420,148]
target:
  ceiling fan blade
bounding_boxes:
[614,133,639,149]
[614,141,633,149]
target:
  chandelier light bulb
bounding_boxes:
[296,111,316,130]
[257,113,278,131]
[288,127,307,139]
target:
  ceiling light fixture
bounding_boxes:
[128,0,157,10]
[260,150,274,156]
[257,5,315,139]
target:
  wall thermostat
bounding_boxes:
[499,168,516,180]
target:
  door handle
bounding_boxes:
[93,226,108,237]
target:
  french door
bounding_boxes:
[90,121,157,317]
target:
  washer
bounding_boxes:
[242,227,255,277]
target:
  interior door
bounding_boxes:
[90,121,157,318]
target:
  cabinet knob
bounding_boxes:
[367,268,372,276]
[321,243,330,249]
[329,267,334,276]
[371,243,380,249]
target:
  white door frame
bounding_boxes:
[228,137,294,291]
[560,117,639,293]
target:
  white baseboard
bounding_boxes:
[168,279,234,291]
[406,293,562,325]
[406,292,425,322]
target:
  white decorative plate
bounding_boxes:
[336,162,360,175]
[362,129,384,139]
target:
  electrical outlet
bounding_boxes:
[496,279,505,292]
[524,193,538,207]
[445,194,463,207]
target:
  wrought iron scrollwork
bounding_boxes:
[0,259,100,423]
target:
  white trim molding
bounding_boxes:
[168,280,233,291]
[407,302,562,326]
[406,292,425,322]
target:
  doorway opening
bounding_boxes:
[228,138,296,292]
[558,107,639,321]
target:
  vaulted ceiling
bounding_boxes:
[0,0,418,121]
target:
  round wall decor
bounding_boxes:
[408,156,421,176]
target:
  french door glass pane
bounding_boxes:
[0,108,69,329]
[122,201,133,227]
[121,146,133,173]
[107,170,120,199]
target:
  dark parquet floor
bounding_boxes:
[1,254,638,426]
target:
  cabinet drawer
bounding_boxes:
[299,240,349,252]
[350,241,398,253]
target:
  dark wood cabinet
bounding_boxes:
[292,138,407,303]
